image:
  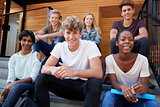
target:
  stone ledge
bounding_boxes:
[49,92,83,105]
[0,65,8,68]
[0,57,9,61]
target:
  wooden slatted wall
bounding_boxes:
[24,0,145,60]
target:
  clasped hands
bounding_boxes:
[41,62,76,79]
[34,34,46,42]
[121,83,145,103]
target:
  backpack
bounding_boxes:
[14,90,38,107]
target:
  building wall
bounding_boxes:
[24,0,145,60]
[0,0,22,56]
[0,0,5,42]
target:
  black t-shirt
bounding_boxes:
[112,19,145,37]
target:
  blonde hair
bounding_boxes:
[83,13,101,35]
[49,9,61,19]
[62,16,83,32]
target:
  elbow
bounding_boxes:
[98,75,103,80]
[96,70,103,80]
[59,31,64,37]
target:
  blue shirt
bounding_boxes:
[81,27,101,45]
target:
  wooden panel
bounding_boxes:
[25,8,48,32]
[10,1,22,13]
[100,4,142,18]
[98,0,145,7]
[99,17,123,60]
[25,0,100,31]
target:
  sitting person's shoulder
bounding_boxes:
[32,51,41,62]
[133,18,143,22]
[55,41,66,46]
[8,51,21,62]
[105,54,113,59]
[138,54,148,60]
[81,39,96,45]
[133,18,145,25]
[113,19,123,24]
[53,41,68,50]
[105,54,114,62]
[11,51,20,57]
[81,40,98,49]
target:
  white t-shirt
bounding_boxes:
[7,51,41,83]
[50,40,101,80]
[105,54,150,86]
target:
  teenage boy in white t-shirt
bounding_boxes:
[35,16,103,107]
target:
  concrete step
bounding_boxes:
[0,67,8,88]
[0,79,7,88]
[0,57,9,68]
[50,92,83,107]
[0,83,159,106]
[50,103,82,107]
[0,68,8,82]
[0,68,8,74]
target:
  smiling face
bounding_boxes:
[121,5,135,20]
[116,31,134,53]
[20,36,33,51]
[84,15,93,27]
[49,13,60,26]
[64,29,82,52]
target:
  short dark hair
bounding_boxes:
[19,30,35,43]
[116,30,134,42]
[119,0,135,10]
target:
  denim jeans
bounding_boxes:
[102,91,159,107]
[110,37,150,57]
[32,37,63,57]
[35,74,102,107]
[1,83,34,107]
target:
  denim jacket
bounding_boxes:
[81,27,101,45]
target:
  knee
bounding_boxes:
[57,37,63,42]
[102,91,116,107]
[35,74,47,87]
[37,40,43,43]
[32,40,44,52]
[33,40,43,45]
[153,101,159,107]
[103,91,115,100]
[138,37,150,45]
[87,78,102,92]
[147,100,159,107]
[11,84,23,91]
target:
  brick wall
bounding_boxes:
[0,0,5,41]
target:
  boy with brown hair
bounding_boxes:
[110,0,150,57]
[35,16,103,107]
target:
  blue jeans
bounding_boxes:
[102,91,159,107]
[32,37,63,57]
[110,37,150,57]
[2,83,34,107]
